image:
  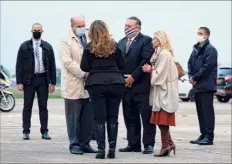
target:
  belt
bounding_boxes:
[34,72,46,77]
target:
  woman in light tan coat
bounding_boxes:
[142,31,179,157]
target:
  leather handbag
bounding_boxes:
[175,62,185,78]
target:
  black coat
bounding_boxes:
[16,39,56,85]
[188,40,218,92]
[118,33,154,93]
[80,44,125,89]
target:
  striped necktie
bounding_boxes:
[126,39,132,53]
[35,42,40,73]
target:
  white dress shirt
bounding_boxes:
[130,33,138,42]
[32,39,45,73]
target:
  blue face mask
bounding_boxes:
[75,28,86,37]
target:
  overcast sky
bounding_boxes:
[0,1,231,72]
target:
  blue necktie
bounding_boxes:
[35,42,40,73]
[80,37,86,48]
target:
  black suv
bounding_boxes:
[215,67,232,103]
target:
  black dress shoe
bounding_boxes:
[42,132,51,140]
[23,133,30,140]
[119,146,141,152]
[198,137,213,145]
[143,145,154,154]
[81,144,97,153]
[190,135,204,144]
[70,147,84,155]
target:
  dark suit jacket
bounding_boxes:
[16,39,56,85]
[80,43,125,89]
[118,33,154,93]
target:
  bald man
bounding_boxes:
[16,23,56,140]
[59,16,96,155]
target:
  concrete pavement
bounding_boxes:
[0,99,231,163]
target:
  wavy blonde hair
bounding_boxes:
[88,20,116,57]
[154,31,174,56]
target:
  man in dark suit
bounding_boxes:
[16,23,56,140]
[188,27,217,145]
[118,17,156,154]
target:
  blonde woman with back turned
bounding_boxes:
[142,31,179,157]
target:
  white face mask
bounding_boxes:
[196,35,206,43]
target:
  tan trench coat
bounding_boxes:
[149,49,179,113]
[59,29,89,99]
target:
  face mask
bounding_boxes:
[196,35,206,43]
[33,31,42,39]
[75,28,86,37]
[125,27,137,38]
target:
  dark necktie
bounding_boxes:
[80,36,86,48]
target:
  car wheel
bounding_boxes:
[189,89,195,101]
[181,98,189,102]
[216,95,230,103]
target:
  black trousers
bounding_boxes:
[87,84,124,125]
[23,74,48,134]
[195,91,215,141]
[64,98,93,150]
[122,90,156,149]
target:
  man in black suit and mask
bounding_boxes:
[118,17,156,154]
[16,23,56,140]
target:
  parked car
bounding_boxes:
[215,67,232,103]
[225,84,232,96]
[179,74,195,102]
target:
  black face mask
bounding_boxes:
[33,31,42,39]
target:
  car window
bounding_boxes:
[218,68,232,76]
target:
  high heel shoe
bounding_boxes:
[154,147,171,157]
[170,144,176,155]
[168,132,176,155]
[155,125,171,157]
